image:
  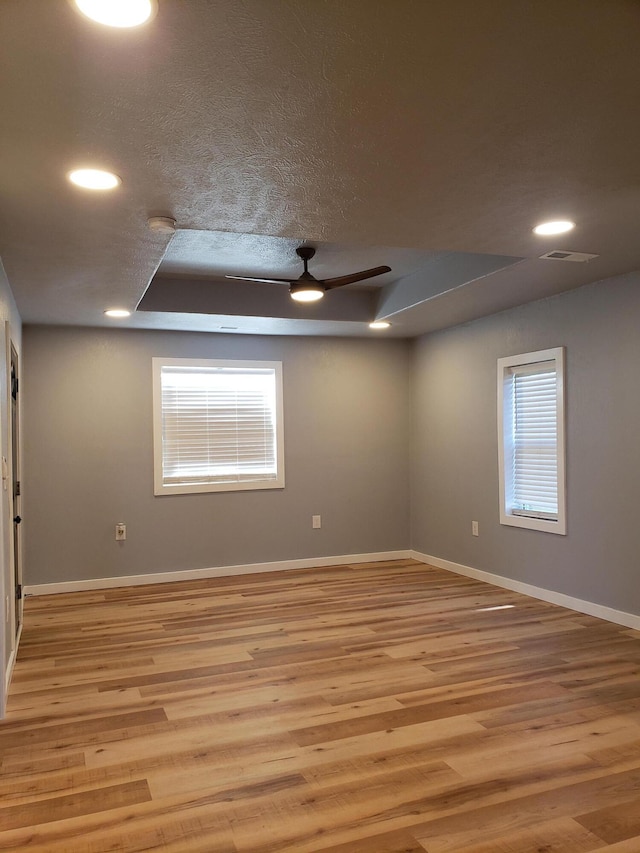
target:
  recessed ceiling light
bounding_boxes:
[104,308,131,318]
[68,168,121,190]
[73,0,156,28]
[533,220,575,236]
[369,321,391,330]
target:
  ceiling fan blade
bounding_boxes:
[323,265,392,290]
[225,274,292,285]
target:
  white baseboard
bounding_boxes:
[25,549,639,632]
[412,551,640,631]
[24,550,414,596]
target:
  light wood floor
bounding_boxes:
[3,559,640,851]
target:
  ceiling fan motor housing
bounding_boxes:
[296,246,316,262]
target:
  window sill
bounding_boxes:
[500,511,566,535]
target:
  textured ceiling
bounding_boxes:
[1,0,639,337]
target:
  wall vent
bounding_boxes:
[539,250,599,262]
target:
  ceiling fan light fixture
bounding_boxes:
[533,219,575,236]
[73,0,156,28]
[290,285,324,302]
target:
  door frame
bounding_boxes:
[1,322,21,716]
[10,340,22,638]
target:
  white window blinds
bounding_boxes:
[497,347,566,535]
[153,359,284,495]
[510,363,558,518]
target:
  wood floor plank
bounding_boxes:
[0,708,168,763]
[0,751,86,777]
[412,766,640,849]
[575,794,640,844]
[290,680,569,747]
[0,779,151,831]
[312,827,427,852]
[422,815,603,852]
[3,559,640,851]
[589,840,640,853]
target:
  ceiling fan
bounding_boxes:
[225,246,391,302]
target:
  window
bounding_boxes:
[497,347,566,534]
[152,358,284,495]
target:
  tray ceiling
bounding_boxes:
[1,1,639,337]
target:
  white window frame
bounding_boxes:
[497,347,566,535]
[152,358,285,496]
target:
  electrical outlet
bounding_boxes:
[472,520,479,537]
[312,515,321,529]
[115,523,126,541]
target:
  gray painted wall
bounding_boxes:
[411,271,640,615]
[20,269,640,619]
[23,327,411,584]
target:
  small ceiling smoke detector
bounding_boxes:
[539,250,599,262]
[147,216,177,234]
[533,220,575,236]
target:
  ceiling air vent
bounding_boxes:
[539,250,599,262]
